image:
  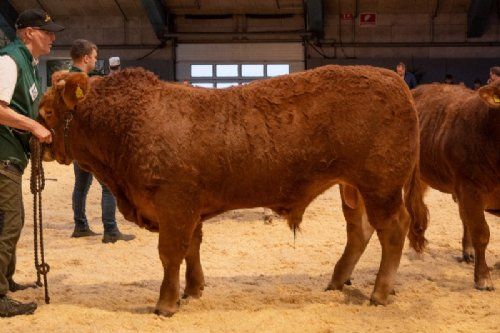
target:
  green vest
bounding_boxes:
[71,65,100,77]
[69,65,83,73]
[0,39,41,171]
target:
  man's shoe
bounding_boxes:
[71,226,100,238]
[8,280,37,292]
[102,231,136,244]
[0,295,37,317]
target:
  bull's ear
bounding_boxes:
[478,85,500,108]
[62,72,90,110]
[51,70,70,87]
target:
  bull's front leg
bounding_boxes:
[183,222,205,299]
[460,220,474,263]
[155,210,200,317]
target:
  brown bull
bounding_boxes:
[39,65,427,316]
[412,82,500,291]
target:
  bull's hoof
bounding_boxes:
[344,279,352,286]
[463,253,474,263]
[370,292,389,306]
[475,280,494,291]
[325,282,343,291]
[182,288,203,299]
[457,253,474,264]
[154,301,179,317]
[154,308,176,317]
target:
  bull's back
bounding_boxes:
[97,66,419,212]
[168,65,419,204]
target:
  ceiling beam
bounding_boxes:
[140,0,172,42]
[467,0,493,38]
[0,0,18,41]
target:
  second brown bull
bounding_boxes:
[38,65,427,316]
[412,81,500,291]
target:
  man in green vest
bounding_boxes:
[0,9,64,317]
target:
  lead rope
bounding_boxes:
[29,138,50,304]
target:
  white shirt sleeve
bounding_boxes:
[0,55,18,104]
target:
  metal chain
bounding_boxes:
[29,138,50,304]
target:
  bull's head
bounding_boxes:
[478,80,500,109]
[38,71,90,164]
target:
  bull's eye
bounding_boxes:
[39,107,53,119]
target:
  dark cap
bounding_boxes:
[15,9,65,32]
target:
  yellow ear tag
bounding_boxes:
[75,85,84,99]
[493,95,500,104]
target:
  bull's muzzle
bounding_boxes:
[41,144,55,162]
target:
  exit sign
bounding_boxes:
[359,12,377,26]
[341,13,354,21]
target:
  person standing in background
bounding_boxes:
[396,62,417,89]
[69,40,135,244]
[108,56,120,73]
[488,66,500,84]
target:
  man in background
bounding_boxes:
[69,40,135,244]
[108,56,120,72]
[396,62,417,89]
[488,66,500,84]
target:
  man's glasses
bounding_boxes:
[31,27,55,36]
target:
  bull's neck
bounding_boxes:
[67,107,112,172]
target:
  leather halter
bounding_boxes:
[48,109,74,161]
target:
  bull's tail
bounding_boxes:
[404,161,429,253]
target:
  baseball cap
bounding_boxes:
[109,57,120,67]
[15,9,65,32]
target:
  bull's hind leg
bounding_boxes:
[183,222,205,299]
[456,185,493,290]
[326,184,374,291]
[362,190,409,305]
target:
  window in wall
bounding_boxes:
[192,82,214,88]
[189,63,291,89]
[216,64,238,77]
[191,64,213,77]
[267,64,290,77]
[216,82,239,89]
[46,59,72,87]
[242,64,264,77]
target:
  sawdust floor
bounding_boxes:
[3,163,499,333]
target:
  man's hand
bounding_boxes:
[30,122,52,144]
[0,102,52,143]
